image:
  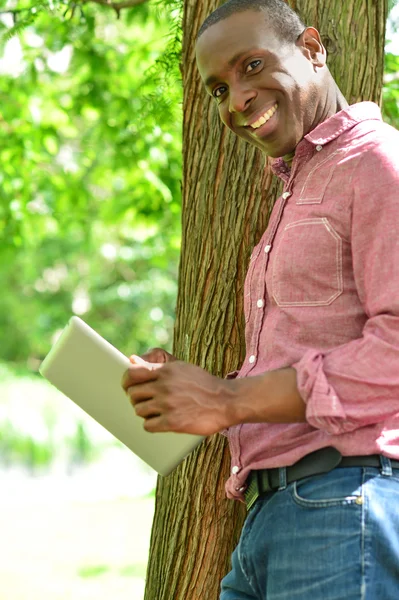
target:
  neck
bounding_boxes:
[319,82,349,124]
[331,85,349,113]
[283,84,349,167]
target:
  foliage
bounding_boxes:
[384,0,399,126]
[0,422,54,468]
[0,0,399,374]
[0,0,183,367]
[383,52,399,126]
[389,0,399,13]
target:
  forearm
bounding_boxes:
[227,368,307,427]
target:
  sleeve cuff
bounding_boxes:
[225,370,239,380]
[219,370,240,436]
[293,351,356,435]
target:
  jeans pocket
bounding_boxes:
[291,468,363,508]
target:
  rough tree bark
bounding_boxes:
[144,1,388,598]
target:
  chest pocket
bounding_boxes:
[272,218,343,307]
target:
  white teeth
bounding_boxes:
[250,103,278,129]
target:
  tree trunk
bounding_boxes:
[143,1,388,598]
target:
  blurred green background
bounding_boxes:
[0,2,180,598]
[1,0,399,598]
[0,0,182,471]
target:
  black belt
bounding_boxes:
[244,447,399,511]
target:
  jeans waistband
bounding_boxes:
[244,447,399,511]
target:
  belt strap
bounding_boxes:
[244,447,399,511]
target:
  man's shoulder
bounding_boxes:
[341,115,399,152]
[343,119,399,187]
[336,115,399,175]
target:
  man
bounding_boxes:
[122,0,399,597]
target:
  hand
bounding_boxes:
[121,361,234,436]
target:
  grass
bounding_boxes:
[0,495,155,600]
[77,563,148,578]
[0,362,110,471]
[0,362,157,600]
[0,361,157,480]
[78,565,111,578]
[119,564,148,578]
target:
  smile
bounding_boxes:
[249,103,278,129]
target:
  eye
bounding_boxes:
[246,59,262,73]
[213,86,227,99]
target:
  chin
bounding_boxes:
[263,149,282,159]
[267,142,296,160]
[259,147,284,160]
[242,134,292,160]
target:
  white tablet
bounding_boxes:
[39,316,205,476]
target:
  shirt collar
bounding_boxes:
[269,101,382,179]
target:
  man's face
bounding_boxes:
[196,10,326,158]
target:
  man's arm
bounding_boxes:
[230,367,306,424]
[122,359,305,436]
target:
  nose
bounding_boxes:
[229,84,256,114]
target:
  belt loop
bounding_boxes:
[380,455,393,477]
[278,467,287,490]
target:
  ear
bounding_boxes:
[297,26,327,69]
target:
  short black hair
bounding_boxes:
[197,0,306,45]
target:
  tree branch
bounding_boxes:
[81,0,150,17]
[0,8,27,15]
[85,0,149,8]
[0,0,150,20]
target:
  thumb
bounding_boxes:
[129,355,163,370]
[129,354,148,365]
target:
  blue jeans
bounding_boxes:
[220,458,399,599]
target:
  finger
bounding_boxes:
[133,399,160,419]
[129,355,164,370]
[140,348,168,363]
[141,348,177,363]
[126,382,156,405]
[143,415,168,433]
[121,365,159,391]
[129,354,150,366]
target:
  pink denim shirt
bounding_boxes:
[225,102,399,502]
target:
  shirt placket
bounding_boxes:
[229,152,308,490]
[244,150,312,373]
[229,191,293,490]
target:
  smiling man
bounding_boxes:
[122,1,399,598]
[196,2,348,160]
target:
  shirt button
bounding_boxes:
[264,245,271,253]
[232,466,240,475]
[282,192,291,200]
[316,145,323,151]
[257,299,264,308]
[249,355,256,364]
